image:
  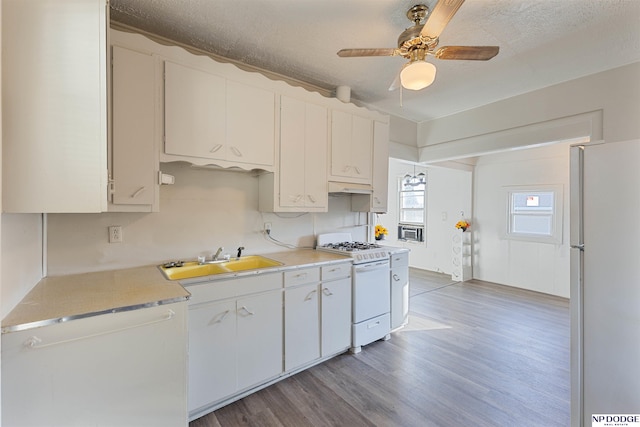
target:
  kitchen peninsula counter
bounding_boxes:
[1,265,190,333]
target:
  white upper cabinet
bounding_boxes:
[164,61,227,161]
[226,81,275,167]
[329,110,373,184]
[164,62,275,169]
[2,0,108,213]
[261,96,328,212]
[110,45,158,211]
[352,121,390,213]
[110,30,389,201]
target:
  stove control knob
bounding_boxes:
[356,255,362,261]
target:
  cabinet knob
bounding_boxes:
[322,287,333,296]
[393,274,400,281]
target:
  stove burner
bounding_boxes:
[320,241,382,251]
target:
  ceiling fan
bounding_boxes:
[337,0,499,91]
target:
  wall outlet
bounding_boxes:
[109,226,123,243]
[264,222,272,233]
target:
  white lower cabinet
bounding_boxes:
[188,299,237,410]
[320,275,352,357]
[1,303,188,427]
[187,273,283,418]
[283,263,352,371]
[236,291,283,390]
[284,283,321,371]
[188,262,352,419]
[390,251,410,330]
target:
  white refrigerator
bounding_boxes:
[570,139,640,426]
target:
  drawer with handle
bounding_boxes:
[284,267,320,287]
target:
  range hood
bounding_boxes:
[327,181,373,194]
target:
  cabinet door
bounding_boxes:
[284,284,321,371]
[2,304,187,427]
[188,299,237,412]
[2,0,108,213]
[279,96,307,207]
[391,267,410,329]
[330,110,353,179]
[278,97,328,211]
[236,291,283,390]
[304,103,329,208]
[164,61,226,160]
[321,277,352,357]
[111,46,156,206]
[226,80,275,166]
[371,121,389,212]
[350,115,373,182]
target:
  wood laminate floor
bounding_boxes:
[190,269,570,427]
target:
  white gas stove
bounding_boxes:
[316,233,389,264]
[316,232,391,353]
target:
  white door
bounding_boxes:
[188,299,237,412]
[236,291,283,390]
[279,96,307,207]
[570,139,640,426]
[321,277,352,357]
[284,284,320,371]
[226,81,275,166]
[164,61,226,159]
[111,46,156,206]
[303,102,329,208]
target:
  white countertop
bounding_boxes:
[1,249,352,333]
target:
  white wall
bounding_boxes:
[379,158,472,275]
[46,162,369,276]
[418,62,640,160]
[416,62,640,298]
[0,215,43,317]
[473,143,571,297]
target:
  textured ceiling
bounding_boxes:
[110,0,640,123]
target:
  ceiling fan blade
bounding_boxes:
[420,0,465,40]
[435,45,499,60]
[337,48,398,57]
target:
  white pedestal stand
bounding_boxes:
[451,229,472,282]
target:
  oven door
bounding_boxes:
[352,259,390,323]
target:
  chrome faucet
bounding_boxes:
[213,246,224,261]
[237,246,245,259]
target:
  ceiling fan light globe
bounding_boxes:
[400,61,436,90]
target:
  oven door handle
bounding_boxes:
[354,260,389,272]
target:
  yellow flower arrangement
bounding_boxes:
[455,220,470,232]
[375,224,388,240]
